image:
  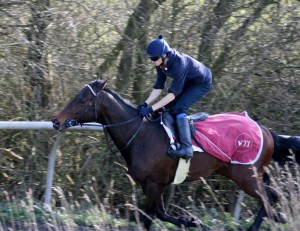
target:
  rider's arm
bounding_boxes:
[151,92,175,111]
[145,89,162,105]
[146,67,166,105]
[146,67,175,111]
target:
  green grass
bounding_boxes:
[0,164,299,231]
[0,200,138,230]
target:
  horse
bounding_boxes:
[51,78,300,231]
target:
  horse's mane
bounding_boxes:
[104,87,136,109]
[89,79,137,111]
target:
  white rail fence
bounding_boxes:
[0,121,297,221]
[0,121,102,206]
[0,121,102,130]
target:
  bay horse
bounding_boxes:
[51,78,300,231]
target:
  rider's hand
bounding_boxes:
[139,106,153,117]
[137,102,148,110]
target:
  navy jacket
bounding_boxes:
[153,49,212,96]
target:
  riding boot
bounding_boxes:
[169,117,193,159]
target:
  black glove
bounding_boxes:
[137,102,148,110]
[139,106,153,117]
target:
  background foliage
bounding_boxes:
[0,0,299,230]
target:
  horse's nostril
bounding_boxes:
[65,119,77,128]
[51,118,60,130]
[53,123,59,130]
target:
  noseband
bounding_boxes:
[66,84,143,153]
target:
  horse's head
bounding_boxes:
[51,79,107,131]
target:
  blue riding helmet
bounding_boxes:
[146,34,171,57]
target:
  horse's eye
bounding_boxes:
[80,99,86,104]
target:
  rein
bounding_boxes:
[76,84,144,154]
[80,115,142,154]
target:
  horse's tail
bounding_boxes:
[271,131,300,165]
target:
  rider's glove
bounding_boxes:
[137,102,148,110]
[139,106,153,117]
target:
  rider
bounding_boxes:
[138,34,212,159]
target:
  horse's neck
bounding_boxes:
[99,90,141,150]
[99,91,137,125]
[98,91,169,172]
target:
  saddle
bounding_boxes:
[161,111,208,151]
[163,112,208,132]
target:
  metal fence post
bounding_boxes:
[44,133,63,206]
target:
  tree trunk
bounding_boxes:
[198,0,236,65]
[97,0,167,101]
[212,0,275,76]
[23,0,51,120]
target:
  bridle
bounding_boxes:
[64,85,100,128]
[66,84,143,154]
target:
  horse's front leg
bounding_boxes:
[156,196,202,228]
[140,181,163,230]
[141,181,201,230]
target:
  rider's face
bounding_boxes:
[150,57,162,66]
[150,58,162,66]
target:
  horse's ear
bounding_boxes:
[97,73,103,80]
[102,80,108,89]
[96,74,107,89]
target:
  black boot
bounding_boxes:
[169,117,193,159]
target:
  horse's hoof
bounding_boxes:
[274,212,287,224]
[190,217,204,227]
[178,217,203,228]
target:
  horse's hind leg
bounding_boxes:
[247,173,280,231]
[248,205,267,231]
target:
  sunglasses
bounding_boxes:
[149,56,160,61]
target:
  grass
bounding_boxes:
[0,195,140,230]
[0,163,299,231]
[0,188,173,231]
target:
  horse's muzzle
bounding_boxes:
[51,118,77,131]
[51,118,60,130]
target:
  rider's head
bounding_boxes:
[145,35,171,61]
